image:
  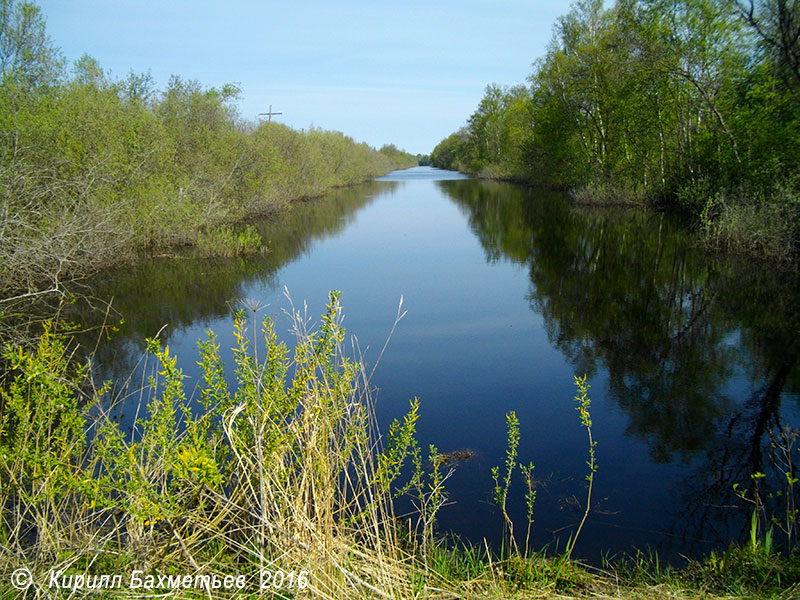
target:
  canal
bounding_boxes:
[78,166,800,563]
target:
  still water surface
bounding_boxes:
[83,166,800,563]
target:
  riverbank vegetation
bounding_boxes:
[430,0,800,262]
[0,0,416,308]
[1,295,798,598]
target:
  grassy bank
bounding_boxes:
[1,294,798,599]
[0,0,417,308]
[430,158,800,265]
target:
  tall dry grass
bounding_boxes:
[0,292,439,598]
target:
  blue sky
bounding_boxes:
[37,1,576,155]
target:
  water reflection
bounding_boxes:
[71,181,398,376]
[438,178,800,552]
[59,168,800,561]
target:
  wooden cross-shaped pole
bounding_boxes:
[258,105,283,122]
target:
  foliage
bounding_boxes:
[565,374,596,561]
[195,223,265,257]
[0,295,598,599]
[0,294,422,597]
[1,299,799,598]
[0,0,416,306]
[379,143,419,168]
[0,321,91,553]
[0,0,62,90]
[430,0,800,260]
[491,411,521,556]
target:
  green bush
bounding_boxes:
[0,0,416,300]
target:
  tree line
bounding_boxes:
[430,0,800,260]
[0,0,416,304]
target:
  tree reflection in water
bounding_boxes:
[439,177,800,554]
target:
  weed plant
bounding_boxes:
[1,296,799,599]
[0,293,427,598]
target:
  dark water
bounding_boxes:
[77,166,800,564]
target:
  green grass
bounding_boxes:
[194,224,266,257]
[698,186,800,263]
[1,295,799,599]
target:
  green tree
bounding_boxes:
[0,0,61,90]
[737,0,800,90]
[430,129,470,171]
[467,83,506,168]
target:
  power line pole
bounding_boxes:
[258,105,283,122]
